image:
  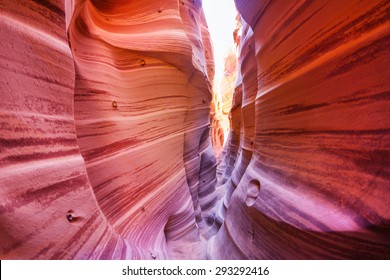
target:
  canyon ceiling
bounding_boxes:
[0,0,389,259]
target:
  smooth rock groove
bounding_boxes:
[1,0,389,259]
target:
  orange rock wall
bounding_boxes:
[1,0,389,260]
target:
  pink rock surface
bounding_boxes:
[1,0,217,259]
[211,0,390,259]
[1,0,389,260]
[0,0,131,259]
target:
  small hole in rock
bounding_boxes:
[66,211,80,223]
[112,101,117,108]
[158,9,162,13]
[246,179,261,207]
[140,59,146,66]
[206,216,214,226]
[66,213,73,222]
[66,213,74,222]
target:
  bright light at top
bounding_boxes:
[202,0,237,90]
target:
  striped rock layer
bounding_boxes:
[1,0,217,259]
[1,0,389,260]
[211,0,390,259]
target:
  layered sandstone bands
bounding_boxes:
[1,0,389,260]
[0,0,132,259]
[71,0,219,259]
[1,0,217,259]
[211,0,390,259]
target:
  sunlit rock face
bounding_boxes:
[0,0,217,259]
[211,0,390,259]
[1,0,389,260]
[211,45,239,162]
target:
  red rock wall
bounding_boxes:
[0,0,131,259]
[211,0,390,259]
[1,0,217,259]
[1,0,389,260]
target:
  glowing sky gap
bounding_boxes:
[202,0,237,92]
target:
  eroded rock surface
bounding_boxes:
[211,0,390,259]
[1,0,389,260]
[1,0,217,259]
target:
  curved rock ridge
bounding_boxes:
[1,0,389,260]
[211,0,390,259]
[0,0,132,259]
[1,0,217,259]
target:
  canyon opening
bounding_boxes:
[0,0,389,260]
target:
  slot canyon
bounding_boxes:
[0,0,389,260]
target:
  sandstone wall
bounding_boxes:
[0,0,132,259]
[0,0,217,259]
[1,0,389,260]
[211,0,390,259]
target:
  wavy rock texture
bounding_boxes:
[0,0,132,259]
[70,0,219,259]
[1,0,389,260]
[211,0,390,259]
[1,0,217,259]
